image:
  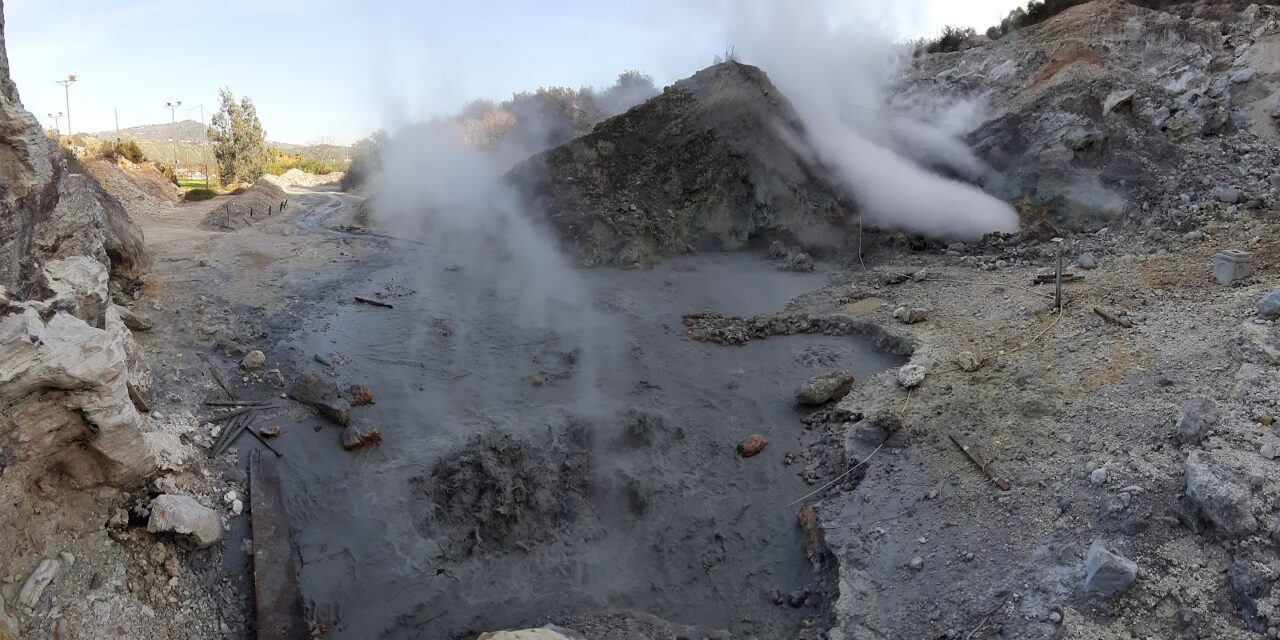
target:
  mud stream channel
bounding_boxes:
[264,217,903,638]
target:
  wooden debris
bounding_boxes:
[1092,306,1133,328]
[127,382,151,413]
[247,427,283,458]
[1032,273,1084,285]
[201,355,240,401]
[200,405,278,424]
[211,412,255,459]
[949,431,1011,491]
[249,451,310,640]
[204,400,273,407]
[354,296,393,309]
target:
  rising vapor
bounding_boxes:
[729,0,1020,239]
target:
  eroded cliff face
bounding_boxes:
[0,0,155,498]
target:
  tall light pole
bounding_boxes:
[55,74,76,135]
[47,112,63,135]
[165,100,182,168]
[188,103,209,188]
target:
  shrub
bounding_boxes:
[184,188,217,201]
[263,148,346,176]
[100,139,146,164]
[924,25,978,54]
[156,163,179,186]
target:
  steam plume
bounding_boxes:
[729,0,1019,239]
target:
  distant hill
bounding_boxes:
[91,119,209,143]
[88,119,350,165]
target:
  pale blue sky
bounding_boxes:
[5,0,1020,145]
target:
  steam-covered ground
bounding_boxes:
[133,185,908,639]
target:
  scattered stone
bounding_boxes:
[1090,467,1107,486]
[737,434,767,458]
[113,304,154,331]
[259,425,281,438]
[477,628,580,640]
[240,350,266,370]
[341,422,382,450]
[1174,397,1218,445]
[146,494,223,548]
[893,307,928,324]
[1257,288,1280,321]
[779,250,815,273]
[1262,415,1275,426]
[1216,187,1244,204]
[909,556,924,571]
[1077,252,1097,269]
[911,268,928,281]
[1083,540,1137,596]
[1261,443,1276,460]
[955,351,983,372]
[795,370,855,405]
[897,364,926,388]
[0,595,16,640]
[349,385,374,406]
[17,558,61,609]
[288,373,352,425]
[1184,451,1258,537]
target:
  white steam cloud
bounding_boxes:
[729,0,1019,239]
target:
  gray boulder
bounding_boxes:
[112,303,154,331]
[1174,397,1218,445]
[1184,451,1258,537]
[146,494,223,548]
[288,372,352,425]
[1216,187,1244,204]
[1077,252,1097,270]
[1257,288,1280,321]
[1083,540,1137,596]
[796,370,855,405]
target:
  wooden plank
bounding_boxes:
[1093,306,1133,328]
[949,431,1011,491]
[250,451,309,640]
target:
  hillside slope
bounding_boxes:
[507,62,850,267]
[903,0,1280,225]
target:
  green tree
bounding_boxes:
[208,88,267,184]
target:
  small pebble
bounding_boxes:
[909,556,924,570]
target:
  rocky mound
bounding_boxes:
[199,176,288,231]
[507,62,849,267]
[83,156,180,220]
[268,167,343,188]
[904,0,1280,226]
[411,427,593,557]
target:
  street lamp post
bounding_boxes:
[165,101,182,168]
[47,111,63,136]
[54,74,76,135]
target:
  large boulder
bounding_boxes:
[796,370,855,405]
[1258,288,1280,321]
[146,494,223,548]
[1083,539,1138,596]
[507,62,849,266]
[1183,450,1259,537]
[288,373,352,425]
[1174,397,1218,445]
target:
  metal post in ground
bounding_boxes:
[1052,237,1064,313]
[55,74,76,135]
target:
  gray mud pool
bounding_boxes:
[270,249,902,639]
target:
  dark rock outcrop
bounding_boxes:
[0,2,148,296]
[508,62,849,267]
